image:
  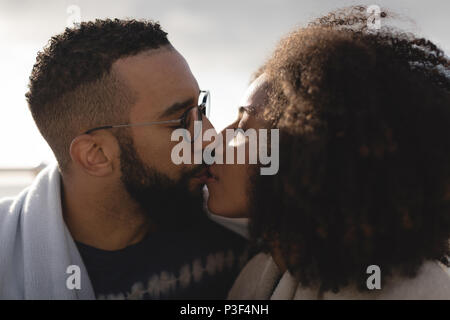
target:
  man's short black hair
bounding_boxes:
[26,19,171,171]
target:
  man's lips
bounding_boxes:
[193,166,208,178]
[207,166,219,182]
[191,166,219,184]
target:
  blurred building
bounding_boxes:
[0,163,47,198]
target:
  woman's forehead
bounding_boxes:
[239,73,270,109]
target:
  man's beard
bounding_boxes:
[116,132,207,231]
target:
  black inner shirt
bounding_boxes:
[75,219,249,300]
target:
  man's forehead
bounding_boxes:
[112,47,193,89]
[113,46,171,71]
[112,47,199,118]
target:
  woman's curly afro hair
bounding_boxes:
[250,6,450,293]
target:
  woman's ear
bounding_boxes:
[69,134,115,177]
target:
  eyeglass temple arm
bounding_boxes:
[84,125,114,134]
[83,119,182,134]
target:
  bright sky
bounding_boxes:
[0,0,449,168]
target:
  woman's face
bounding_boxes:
[206,75,269,217]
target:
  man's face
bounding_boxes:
[113,47,214,227]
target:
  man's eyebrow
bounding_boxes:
[158,97,196,119]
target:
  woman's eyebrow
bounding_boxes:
[239,105,257,115]
[232,107,245,123]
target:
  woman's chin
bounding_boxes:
[206,197,247,219]
[205,181,250,218]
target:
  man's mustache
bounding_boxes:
[190,163,208,178]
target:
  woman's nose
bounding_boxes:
[217,125,234,163]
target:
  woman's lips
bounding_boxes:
[207,166,219,183]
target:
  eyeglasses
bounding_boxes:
[82,90,210,143]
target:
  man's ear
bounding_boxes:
[69,134,115,177]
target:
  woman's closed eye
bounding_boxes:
[231,107,247,130]
[226,107,250,147]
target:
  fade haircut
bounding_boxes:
[25,19,171,172]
